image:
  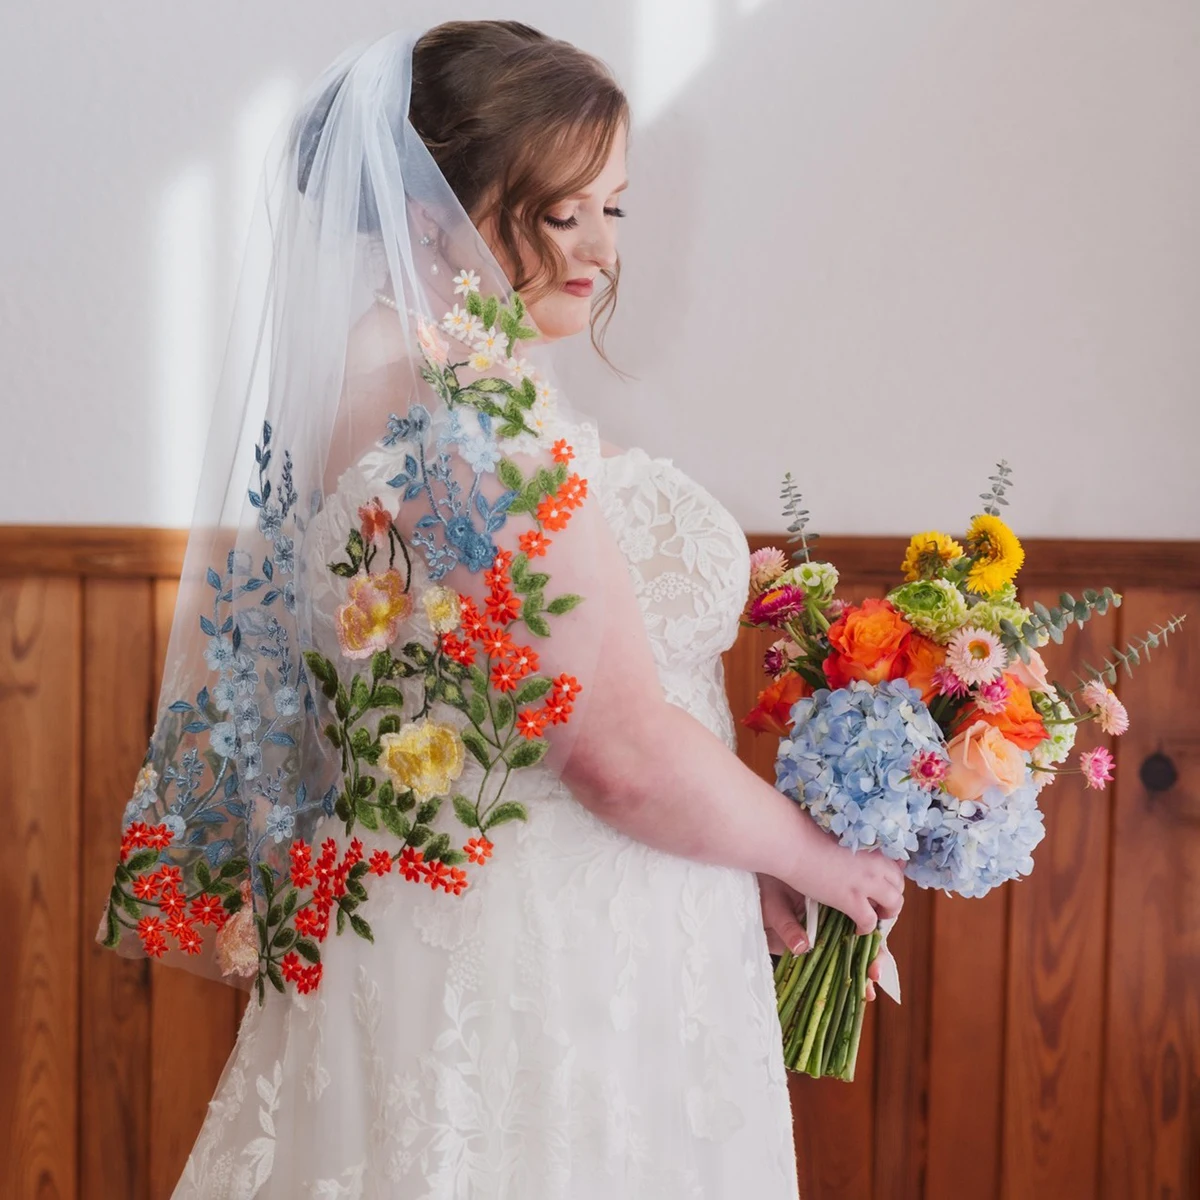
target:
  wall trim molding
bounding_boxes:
[2,525,1199,590]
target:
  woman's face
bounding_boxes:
[490,123,628,343]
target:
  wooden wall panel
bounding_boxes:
[1102,588,1200,1200]
[79,578,156,1200]
[1000,594,1116,1199]
[0,578,83,1200]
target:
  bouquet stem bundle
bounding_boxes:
[774,906,881,1080]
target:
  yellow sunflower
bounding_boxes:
[900,531,965,581]
[965,514,1024,594]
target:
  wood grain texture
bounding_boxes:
[147,579,244,1200]
[79,579,156,1200]
[1101,588,1200,1200]
[1000,594,1116,1199]
[0,526,189,580]
[0,577,82,1200]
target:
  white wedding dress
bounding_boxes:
[172,422,800,1199]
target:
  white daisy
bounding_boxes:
[453,268,480,296]
[469,351,493,372]
[945,625,1007,687]
[441,304,469,336]
[461,313,482,340]
[474,325,504,358]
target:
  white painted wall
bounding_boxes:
[2,0,1196,536]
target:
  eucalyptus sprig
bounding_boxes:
[1072,614,1188,691]
[998,588,1121,662]
[979,460,1014,516]
[781,473,820,564]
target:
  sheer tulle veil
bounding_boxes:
[95,29,608,1002]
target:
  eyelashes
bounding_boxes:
[543,207,627,231]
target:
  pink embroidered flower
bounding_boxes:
[335,568,412,659]
[748,584,806,629]
[932,665,971,699]
[1079,746,1116,789]
[215,880,259,978]
[909,749,949,790]
[748,546,788,592]
[974,676,1011,715]
[1080,680,1130,736]
[357,496,393,545]
[416,317,450,366]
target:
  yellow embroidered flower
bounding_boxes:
[335,569,412,659]
[901,531,965,581]
[422,586,462,636]
[380,720,466,800]
[965,514,1024,595]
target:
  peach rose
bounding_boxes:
[944,720,1027,802]
[974,676,1048,750]
[900,634,947,703]
[1008,648,1052,695]
[743,674,811,736]
[335,568,412,659]
[823,598,913,688]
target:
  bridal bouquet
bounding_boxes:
[743,464,1185,1080]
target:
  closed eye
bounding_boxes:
[543,207,627,231]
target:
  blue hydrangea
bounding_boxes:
[905,781,1046,898]
[776,680,945,861]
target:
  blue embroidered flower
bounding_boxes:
[445,514,496,573]
[204,635,235,672]
[231,653,259,696]
[233,698,262,735]
[213,678,236,712]
[210,721,238,758]
[272,535,295,574]
[257,500,283,540]
[161,812,186,841]
[265,804,295,843]
[238,740,263,780]
[273,686,300,717]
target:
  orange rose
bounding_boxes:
[743,674,811,736]
[944,720,1027,802]
[900,634,947,703]
[975,676,1048,750]
[823,598,913,688]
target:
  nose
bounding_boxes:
[578,213,618,271]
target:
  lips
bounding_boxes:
[562,278,594,297]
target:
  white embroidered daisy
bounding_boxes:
[469,351,493,373]
[453,268,480,296]
[945,625,1007,687]
[505,355,533,382]
[535,379,556,404]
[441,304,470,337]
[474,325,505,358]
[1080,679,1130,736]
[461,313,482,340]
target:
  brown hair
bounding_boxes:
[410,21,629,357]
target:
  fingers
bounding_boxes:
[760,876,809,955]
[850,897,878,937]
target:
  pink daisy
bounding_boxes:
[945,625,1007,687]
[1079,746,1116,790]
[909,749,949,790]
[932,665,971,699]
[974,676,1011,715]
[1080,680,1130,737]
[748,547,788,592]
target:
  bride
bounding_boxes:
[98,21,902,1199]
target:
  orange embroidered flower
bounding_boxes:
[494,548,514,570]
[553,673,582,698]
[444,866,469,896]
[743,673,811,736]
[132,873,161,901]
[536,493,572,532]
[465,836,495,864]
[289,840,314,888]
[297,964,323,994]
[367,849,394,876]
[190,893,227,927]
[552,439,574,464]
[175,925,205,955]
[508,644,539,678]
[357,496,393,544]
[823,598,913,688]
[516,709,547,739]
[335,568,412,659]
[399,847,426,882]
[480,627,515,661]
[460,597,488,639]
[973,675,1049,751]
[560,473,588,508]
[519,530,551,558]
[486,589,522,625]
[424,860,451,891]
[281,951,305,984]
[441,633,476,666]
[491,661,521,692]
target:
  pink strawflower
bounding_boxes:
[945,625,1007,687]
[1079,746,1116,790]
[932,665,970,699]
[1080,680,1129,737]
[748,584,806,629]
[909,749,949,790]
[763,638,801,678]
[748,547,788,593]
[974,676,1011,715]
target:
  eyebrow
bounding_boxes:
[570,180,629,200]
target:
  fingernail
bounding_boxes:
[792,936,808,954]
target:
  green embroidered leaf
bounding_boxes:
[524,613,551,638]
[467,693,488,726]
[535,467,557,495]
[482,295,499,328]
[507,739,549,769]
[114,864,131,885]
[521,481,543,511]
[416,797,442,825]
[441,848,467,867]
[323,722,342,748]
[254,914,268,945]
[461,727,492,769]
[381,808,411,839]
[266,903,283,928]
[101,908,119,948]
[294,938,321,964]
[349,913,374,943]
[524,572,549,592]
[356,801,379,831]
[408,824,431,847]
[510,553,530,588]
[356,773,376,798]
[466,290,484,317]
[371,684,404,710]
[255,976,265,1006]
[482,801,529,831]
[223,891,244,915]
[453,794,479,826]
[425,832,452,862]
[329,561,357,579]
[546,594,583,616]
[494,695,514,730]
[513,676,553,706]
[371,651,391,681]
[403,641,432,668]
[126,848,160,875]
[440,679,467,709]
[499,308,519,338]
[347,878,368,902]
[377,713,402,737]
[350,674,371,714]
[121,891,141,919]
[257,862,276,898]
[471,376,510,394]
[336,905,347,935]
[521,376,537,407]
[347,529,365,568]
[506,493,532,515]
[377,779,395,806]
[335,791,352,822]
[303,650,338,694]
[267,962,286,993]
[552,462,568,487]
[441,658,468,681]
[273,927,297,951]
[335,683,350,721]
[282,889,298,918]
[468,665,488,693]
[396,788,416,813]
[219,856,250,879]
[350,727,372,756]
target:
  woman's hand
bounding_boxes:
[758,872,889,1001]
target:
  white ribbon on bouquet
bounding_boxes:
[805,896,902,1004]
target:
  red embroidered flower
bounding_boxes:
[399,847,426,882]
[491,661,521,692]
[551,439,574,465]
[516,709,547,739]
[368,849,393,876]
[357,496,393,544]
[560,474,588,509]
[536,493,572,532]
[281,951,305,983]
[132,873,161,901]
[494,548,514,570]
[553,673,583,698]
[158,865,183,886]
[441,633,476,666]
[460,598,488,639]
[424,861,451,891]
[445,867,469,896]
[175,924,205,955]
[298,963,323,994]
[486,589,521,626]
[519,530,551,558]
[289,840,315,888]
[190,893,227,927]
[464,837,495,864]
[508,644,539,679]
[479,627,516,661]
